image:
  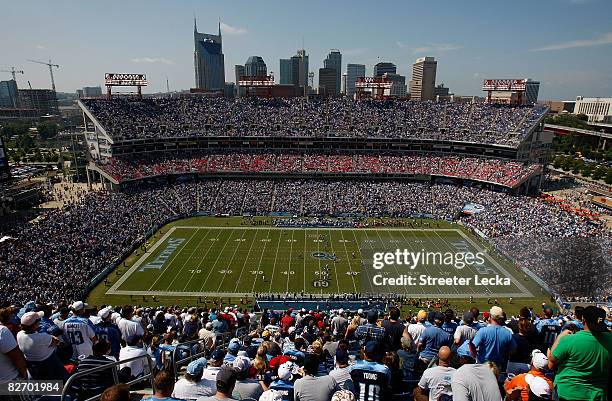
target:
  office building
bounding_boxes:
[194,20,225,91]
[409,56,437,101]
[0,80,19,108]
[234,65,246,97]
[19,89,58,116]
[346,64,365,98]
[574,97,612,123]
[323,49,342,96]
[318,67,338,97]
[83,86,102,97]
[280,59,292,85]
[224,83,235,99]
[374,62,396,77]
[383,73,407,98]
[244,56,267,77]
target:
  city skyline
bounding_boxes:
[1,0,611,99]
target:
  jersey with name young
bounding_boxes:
[63,316,96,359]
[349,360,391,401]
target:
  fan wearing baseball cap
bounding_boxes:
[16,311,67,380]
[504,349,552,401]
[197,365,238,401]
[548,306,612,401]
[470,306,516,371]
[63,301,98,360]
[172,357,210,400]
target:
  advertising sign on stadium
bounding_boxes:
[105,73,148,86]
[482,79,526,91]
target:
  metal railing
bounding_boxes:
[171,338,208,381]
[61,353,156,401]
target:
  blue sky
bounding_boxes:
[2,0,611,99]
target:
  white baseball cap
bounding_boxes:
[98,307,112,319]
[72,301,88,311]
[525,374,551,398]
[531,349,549,370]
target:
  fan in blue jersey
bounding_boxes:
[63,301,97,360]
[284,337,306,366]
[94,307,122,360]
[349,341,391,401]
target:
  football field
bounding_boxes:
[106,219,534,299]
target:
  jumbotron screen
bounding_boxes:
[0,136,10,182]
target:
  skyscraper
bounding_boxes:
[292,49,309,88]
[194,19,225,91]
[235,65,245,83]
[409,56,437,101]
[323,49,342,96]
[244,56,267,77]
[373,62,396,77]
[0,80,19,108]
[346,64,365,98]
[279,59,292,85]
[318,68,337,97]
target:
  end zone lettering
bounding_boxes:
[140,238,185,271]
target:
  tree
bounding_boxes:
[37,122,59,139]
[576,113,588,121]
[552,156,563,169]
[605,169,612,185]
[15,134,34,152]
[581,164,593,177]
[572,160,584,174]
[592,167,606,181]
[561,157,574,171]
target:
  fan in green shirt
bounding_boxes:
[548,306,612,401]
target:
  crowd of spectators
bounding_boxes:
[1,301,610,401]
[82,97,547,146]
[0,179,608,306]
[99,152,540,188]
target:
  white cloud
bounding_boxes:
[131,57,175,65]
[396,41,406,48]
[472,73,481,79]
[36,44,46,50]
[220,22,247,35]
[413,43,463,54]
[530,32,612,51]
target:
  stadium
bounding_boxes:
[1,8,611,399]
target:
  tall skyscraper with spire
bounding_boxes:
[193,19,225,91]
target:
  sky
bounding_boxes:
[1,0,611,100]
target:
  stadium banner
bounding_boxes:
[462,203,485,215]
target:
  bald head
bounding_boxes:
[438,346,452,364]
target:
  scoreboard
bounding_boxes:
[0,136,10,182]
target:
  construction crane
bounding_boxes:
[26,59,59,91]
[0,67,24,81]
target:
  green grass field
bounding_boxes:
[87,217,548,315]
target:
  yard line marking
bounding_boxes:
[396,229,426,296]
[108,226,178,293]
[251,228,272,294]
[456,230,532,297]
[182,229,224,291]
[285,229,295,294]
[268,229,284,293]
[147,228,201,291]
[374,229,408,297]
[165,228,212,291]
[327,229,341,294]
[421,229,461,297]
[339,230,358,294]
[199,229,236,293]
[232,229,260,293]
[215,229,249,293]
